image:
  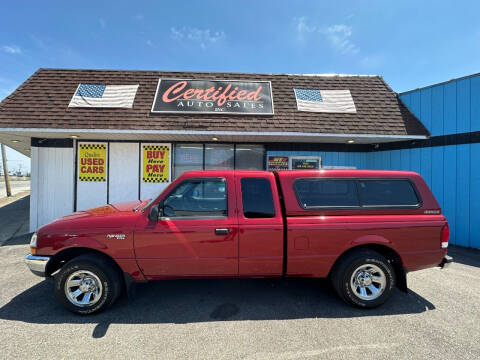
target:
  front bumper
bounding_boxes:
[439,255,453,269]
[25,254,51,277]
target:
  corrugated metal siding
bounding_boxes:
[395,74,480,248]
[400,74,480,136]
[471,77,480,131]
[30,146,74,231]
[470,143,480,247]
[367,144,480,248]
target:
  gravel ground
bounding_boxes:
[0,238,479,360]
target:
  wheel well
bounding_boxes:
[329,244,408,292]
[46,247,123,279]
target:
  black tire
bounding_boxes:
[330,249,395,308]
[54,253,123,315]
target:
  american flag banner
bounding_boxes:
[69,84,139,108]
[294,89,356,113]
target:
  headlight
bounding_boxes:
[30,233,38,248]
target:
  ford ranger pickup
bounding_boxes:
[25,170,452,314]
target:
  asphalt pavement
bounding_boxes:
[0,193,30,245]
[0,196,479,359]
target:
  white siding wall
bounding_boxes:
[109,142,140,203]
[29,147,39,232]
[30,146,74,231]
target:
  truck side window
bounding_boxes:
[241,178,275,218]
[294,179,359,208]
[162,178,227,218]
[358,180,420,207]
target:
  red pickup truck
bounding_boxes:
[25,170,451,314]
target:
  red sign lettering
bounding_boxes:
[161,81,263,107]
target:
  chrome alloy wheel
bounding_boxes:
[350,264,386,301]
[64,270,103,307]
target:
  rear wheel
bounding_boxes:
[54,253,123,315]
[331,249,395,308]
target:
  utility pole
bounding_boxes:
[1,143,12,197]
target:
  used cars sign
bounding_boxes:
[151,79,274,114]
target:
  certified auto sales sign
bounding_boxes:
[151,79,274,115]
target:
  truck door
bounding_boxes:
[235,173,284,276]
[134,175,238,277]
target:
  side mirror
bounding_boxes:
[148,205,159,221]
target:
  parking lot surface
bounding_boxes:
[1,236,479,359]
[0,194,29,245]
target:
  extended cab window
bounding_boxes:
[162,178,227,218]
[241,178,275,218]
[294,179,359,208]
[358,179,420,207]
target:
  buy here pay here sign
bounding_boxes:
[142,144,170,183]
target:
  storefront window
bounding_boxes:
[205,144,234,170]
[174,144,203,179]
[235,144,265,170]
[174,143,265,176]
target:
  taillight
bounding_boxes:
[441,224,450,249]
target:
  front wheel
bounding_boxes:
[54,253,123,315]
[331,250,396,308]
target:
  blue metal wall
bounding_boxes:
[267,74,480,248]
[366,145,480,248]
[396,74,480,248]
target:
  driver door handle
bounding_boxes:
[215,228,231,235]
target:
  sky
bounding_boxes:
[1,0,479,172]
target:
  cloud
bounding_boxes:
[323,24,359,55]
[145,39,154,47]
[170,27,184,41]
[2,45,22,54]
[170,27,226,50]
[134,14,144,21]
[294,16,317,41]
[99,18,107,29]
[293,17,359,55]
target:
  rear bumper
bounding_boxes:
[439,255,453,269]
[25,254,51,277]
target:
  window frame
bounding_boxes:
[204,143,235,170]
[159,177,229,220]
[240,177,276,219]
[235,144,266,170]
[172,143,266,179]
[293,177,423,210]
[173,143,204,180]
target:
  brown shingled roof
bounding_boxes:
[0,68,428,136]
